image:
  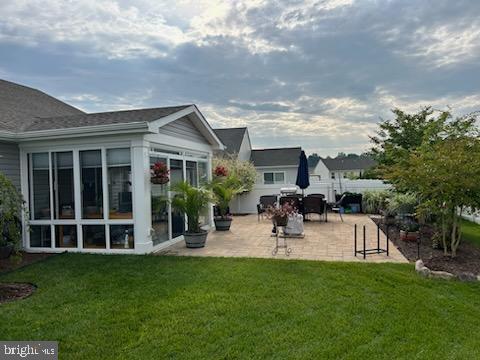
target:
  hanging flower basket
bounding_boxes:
[151,161,170,185]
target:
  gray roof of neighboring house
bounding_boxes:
[321,156,376,171]
[251,147,302,167]
[213,127,247,155]
[0,79,85,132]
[0,79,191,133]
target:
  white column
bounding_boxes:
[207,152,214,229]
[19,149,29,249]
[131,139,152,254]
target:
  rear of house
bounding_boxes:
[0,79,224,254]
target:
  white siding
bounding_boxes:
[158,116,208,144]
[237,131,252,161]
[0,141,20,189]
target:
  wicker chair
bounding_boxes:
[303,196,326,221]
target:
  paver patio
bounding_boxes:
[158,213,408,263]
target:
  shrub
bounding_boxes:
[0,173,25,252]
[213,155,256,193]
[362,190,391,214]
[386,192,418,216]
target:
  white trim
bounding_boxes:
[255,165,298,169]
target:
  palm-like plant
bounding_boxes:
[170,181,211,234]
[210,175,244,219]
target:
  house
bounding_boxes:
[213,127,251,161]
[0,79,224,254]
[309,156,376,181]
[250,147,302,185]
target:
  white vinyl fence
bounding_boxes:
[231,179,391,214]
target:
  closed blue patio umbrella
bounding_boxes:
[295,150,310,196]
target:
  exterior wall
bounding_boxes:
[0,141,20,189]
[231,179,391,214]
[158,116,208,144]
[237,130,252,161]
[311,160,330,181]
[255,166,298,185]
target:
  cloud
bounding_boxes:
[1,0,480,157]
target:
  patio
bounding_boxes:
[158,213,408,262]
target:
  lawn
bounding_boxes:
[1,254,480,359]
[462,218,480,247]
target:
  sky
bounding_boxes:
[1,0,479,156]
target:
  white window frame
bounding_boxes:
[23,142,135,253]
[263,171,286,185]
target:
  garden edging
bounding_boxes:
[415,260,480,282]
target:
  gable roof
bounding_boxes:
[24,105,191,132]
[213,127,247,155]
[321,156,376,171]
[0,79,84,132]
[251,147,302,167]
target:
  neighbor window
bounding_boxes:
[107,148,132,219]
[263,172,285,185]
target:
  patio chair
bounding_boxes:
[330,193,363,222]
[303,196,326,221]
[257,195,277,221]
[307,193,325,199]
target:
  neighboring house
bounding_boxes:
[309,156,376,181]
[0,79,224,254]
[250,147,302,186]
[213,127,251,161]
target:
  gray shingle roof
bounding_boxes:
[251,147,302,167]
[213,127,247,155]
[321,156,376,171]
[0,79,84,132]
[25,106,191,132]
[0,79,192,133]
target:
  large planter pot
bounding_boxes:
[214,218,232,231]
[400,230,419,242]
[0,244,13,259]
[184,231,208,248]
[273,215,288,227]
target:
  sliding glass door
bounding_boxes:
[170,159,185,238]
[150,156,169,245]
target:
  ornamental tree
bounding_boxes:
[384,112,480,257]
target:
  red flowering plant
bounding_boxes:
[266,201,297,226]
[150,161,170,184]
[213,165,228,177]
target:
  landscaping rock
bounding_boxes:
[415,259,424,271]
[417,266,431,278]
[430,270,455,280]
[457,272,478,282]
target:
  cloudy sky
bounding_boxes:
[1,0,479,156]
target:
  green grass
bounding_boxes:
[1,254,480,359]
[462,219,480,247]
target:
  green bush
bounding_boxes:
[386,192,418,216]
[0,172,25,251]
[362,190,391,214]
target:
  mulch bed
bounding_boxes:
[373,218,480,276]
[0,252,55,274]
[0,283,36,304]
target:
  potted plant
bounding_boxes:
[399,222,420,242]
[210,174,244,231]
[0,173,25,259]
[150,161,170,185]
[171,181,211,248]
[266,202,297,228]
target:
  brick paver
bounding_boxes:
[157,213,408,263]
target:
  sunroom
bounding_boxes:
[13,105,224,254]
